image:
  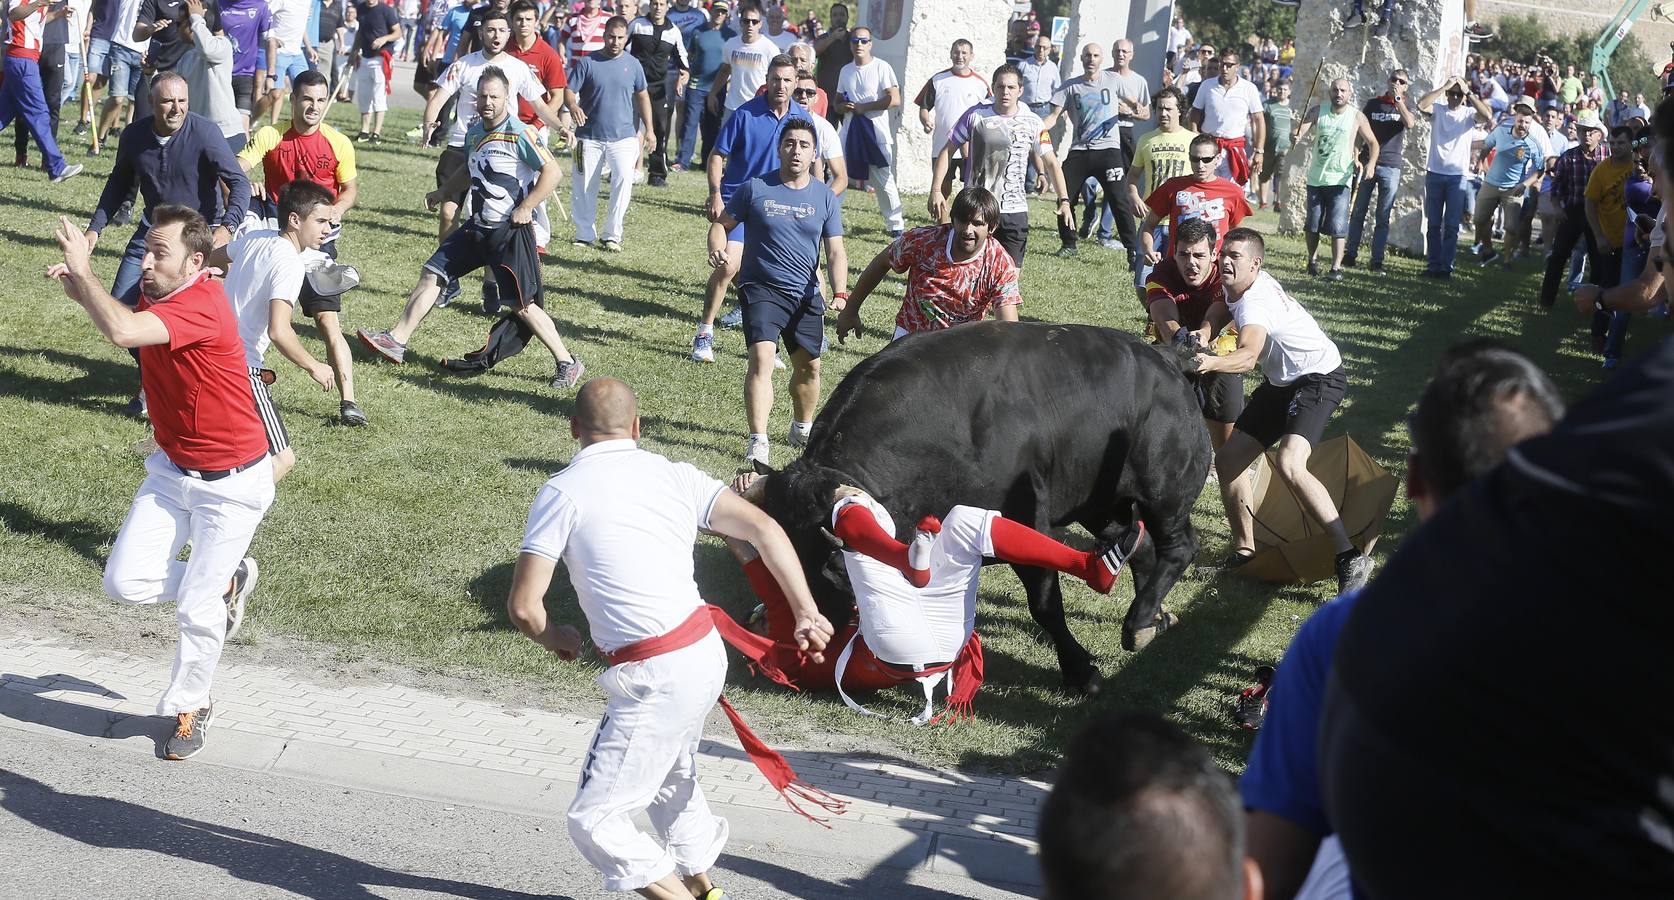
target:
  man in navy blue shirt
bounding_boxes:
[708,117,846,465]
[690,51,809,364]
[1240,341,1561,899]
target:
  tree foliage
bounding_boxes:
[1177,0,1295,57]
[1493,12,1660,99]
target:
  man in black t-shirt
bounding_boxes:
[353,0,402,140]
[628,0,688,186]
[1142,217,1243,452]
[130,0,189,118]
[811,2,851,125]
[1343,68,1415,271]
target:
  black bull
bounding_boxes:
[757,321,1211,694]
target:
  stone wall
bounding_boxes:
[1277,0,1467,255]
[858,0,1014,194]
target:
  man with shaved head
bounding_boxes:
[507,376,835,899]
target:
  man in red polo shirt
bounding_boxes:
[1137,132,1251,265]
[508,0,568,142]
[46,205,275,763]
[237,69,367,425]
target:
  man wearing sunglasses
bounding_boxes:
[837,25,905,236]
[1137,132,1251,268]
[707,0,776,118]
[1188,49,1265,190]
[1344,69,1416,272]
[1416,74,1492,278]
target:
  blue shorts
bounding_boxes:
[1305,185,1351,238]
[85,37,110,78]
[740,282,824,358]
[276,51,311,87]
[105,42,144,99]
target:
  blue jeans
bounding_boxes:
[1604,240,1650,359]
[677,85,707,168]
[1078,177,1114,240]
[1345,165,1400,266]
[1424,171,1469,273]
[1135,224,1167,295]
[112,226,148,305]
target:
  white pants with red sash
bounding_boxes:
[568,631,730,892]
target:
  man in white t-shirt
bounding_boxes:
[211,180,339,483]
[761,0,795,50]
[1167,16,1191,73]
[913,38,990,198]
[931,62,1071,268]
[254,0,316,125]
[1415,74,1492,277]
[507,376,834,898]
[1188,49,1265,189]
[837,25,904,234]
[707,0,776,115]
[1194,228,1375,596]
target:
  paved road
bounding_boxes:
[0,726,1034,899]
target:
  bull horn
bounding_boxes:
[819,526,846,549]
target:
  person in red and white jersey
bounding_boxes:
[507,377,835,899]
[558,0,608,59]
[1138,131,1252,264]
[1188,48,1265,189]
[913,38,989,197]
[836,186,1018,341]
[44,205,274,762]
[2,0,85,181]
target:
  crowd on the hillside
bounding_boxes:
[11,0,1674,897]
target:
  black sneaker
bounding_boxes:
[164,704,213,760]
[340,400,368,426]
[122,394,147,419]
[1054,245,1078,258]
[1335,551,1374,594]
[224,557,258,640]
[73,121,89,135]
[1224,548,1257,571]
[1307,258,1320,276]
[1231,665,1275,730]
[551,357,586,389]
[435,277,461,308]
[1327,268,1344,281]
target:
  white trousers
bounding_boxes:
[569,630,730,892]
[572,136,638,243]
[354,60,388,113]
[103,451,275,715]
[841,118,905,232]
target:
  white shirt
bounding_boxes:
[1427,100,1478,175]
[1192,77,1264,139]
[1168,25,1191,56]
[720,33,776,111]
[1228,271,1342,386]
[922,68,990,155]
[269,0,311,53]
[838,56,898,131]
[110,0,149,53]
[948,103,1048,215]
[520,440,727,653]
[763,27,795,51]
[811,111,841,160]
[436,51,543,146]
[224,230,305,369]
[834,496,990,665]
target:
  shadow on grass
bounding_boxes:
[0,501,110,568]
[0,769,557,899]
[0,344,134,415]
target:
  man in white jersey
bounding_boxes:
[706,0,774,116]
[212,180,338,484]
[835,25,903,235]
[913,38,990,200]
[1194,228,1374,595]
[930,62,1070,268]
[253,0,316,125]
[1189,48,1265,190]
[507,377,834,900]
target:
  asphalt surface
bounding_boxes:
[0,726,1035,899]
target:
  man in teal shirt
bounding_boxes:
[1294,78,1378,280]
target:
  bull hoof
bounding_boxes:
[1062,669,1101,697]
[1123,611,1180,652]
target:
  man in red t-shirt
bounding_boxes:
[1138,132,1252,264]
[508,0,570,138]
[47,206,276,762]
[836,186,1019,341]
[1143,216,1244,451]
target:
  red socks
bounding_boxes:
[833,503,932,588]
[989,516,1122,595]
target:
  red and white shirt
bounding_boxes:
[561,9,609,59]
[6,0,47,58]
[1145,174,1252,257]
[916,68,991,156]
[137,273,270,470]
[888,224,1020,333]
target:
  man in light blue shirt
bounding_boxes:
[1017,34,1058,190]
[1471,96,1551,266]
[565,15,651,250]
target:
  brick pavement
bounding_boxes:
[0,629,1050,883]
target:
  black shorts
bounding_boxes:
[422,224,541,308]
[435,146,468,201]
[231,74,256,113]
[1199,371,1246,424]
[739,282,824,357]
[299,240,343,317]
[995,210,1029,267]
[249,369,291,454]
[1235,367,1348,448]
[412,57,436,91]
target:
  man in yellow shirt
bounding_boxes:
[1126,86,1196,295]
[1582,125,1634,356]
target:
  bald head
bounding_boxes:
[572,378,639,443]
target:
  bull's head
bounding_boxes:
[751,458,857,622]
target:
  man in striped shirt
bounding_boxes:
[1538,111,1607,309]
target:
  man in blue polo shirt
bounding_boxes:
[708,117,846,465]
[1239,342,1561,899]
[566,16,651,251]
[690,51,810,363]
[1471,95,1551,267]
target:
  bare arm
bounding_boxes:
[823,235,847,303]
[332,178,359,219]
[927,142,955,219]
[267,299,334,389]
[1247,811,1326,900]
[706,150,728,220]
[705,490,833,659]
[708,62,730,110]
[506,553,584,659]
[515,156,564,221]
[1195,322,1266,374]
[45,218,172,349]
[1292,105,1318,144]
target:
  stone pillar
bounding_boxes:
[1276,0,1467,256]
[858,0,1013,195]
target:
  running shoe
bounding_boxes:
[691,330,715,363]
[551,357,586,389]
[773,351,786,370]
[1088,521,1147,594]
[73,121,89,135]
[224,557,258,641]
[718,306,744,328]
[601,239,622,253]
[1054,245,1078,258]
[1327,268,1344,282]
[572,238,593,249]
[51,164,84,183]
[699,889,727,900]
[164,704,213,760]
[434,277,461,308]
[1231,665,1275,730]
[340,400,368,426]
[1335,551,1375,594]
[356,328,408,363]
[745,435,770,466]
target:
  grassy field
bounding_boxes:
[0,106,1650,774]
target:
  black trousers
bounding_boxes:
[699,99,722,163]
[646,77,673,180]
[1539,203,1599,309]
[1058,145,1136,252]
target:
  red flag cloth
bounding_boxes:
[1215,135,1250,185]
[604,605,849,826]
[378,50,393,94]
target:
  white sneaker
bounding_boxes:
[690,330,715,362]
[787,425,810,448]
[745,436,770,466]
[773,351,786,370]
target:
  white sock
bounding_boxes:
[748,433,768,446]
[697,323,713,336]
[790,421,812,439]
